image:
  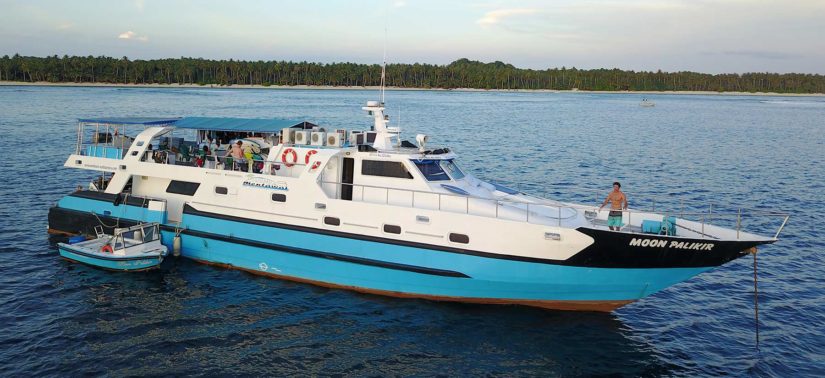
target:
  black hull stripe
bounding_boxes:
[181,228,470,278]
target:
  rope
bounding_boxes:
[91,211,120,229]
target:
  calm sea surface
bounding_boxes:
[1,86,824,377]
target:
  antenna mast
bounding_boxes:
[380,6,388,104]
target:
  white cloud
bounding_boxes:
[56,22,74,30]
[135,0,145,12]
[118,31,148,42]
[476,8,539,27]
[393,1,406,8]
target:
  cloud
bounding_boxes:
[56,22,74,30]
[476,8,539,27]
[118,31,148,42]
[135,0,145,12]
[393,0,406,8]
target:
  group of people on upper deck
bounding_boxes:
[142,136,268,173]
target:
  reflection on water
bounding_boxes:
[52,259,674,376]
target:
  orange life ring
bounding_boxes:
[100,244,113,253]
[281,148,297,167]
[305,150,321,170]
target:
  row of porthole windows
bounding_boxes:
[323,216,469,244]
[214,186,469,244]
[214,186,286,202]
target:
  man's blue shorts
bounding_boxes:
[607,212,623,228]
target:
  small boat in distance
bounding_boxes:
[640,98,655,107]
[57,223,167,271]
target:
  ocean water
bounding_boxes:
[1,86,824,376]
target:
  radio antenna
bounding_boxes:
[379,1,388,104]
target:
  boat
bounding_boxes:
[46,102,788,311]
[640,98,655,107]
[57,223,167,271]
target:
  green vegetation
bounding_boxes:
[1,54,823,93]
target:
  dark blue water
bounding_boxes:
[1,86,823,376]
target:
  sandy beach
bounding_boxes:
[1,80,822,96]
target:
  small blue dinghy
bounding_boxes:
[57,223,167,271]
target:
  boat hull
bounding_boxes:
[57,243,163,271]
[47,200,763,311]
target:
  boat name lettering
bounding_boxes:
[368,153,391,158]
[629,238,714,250]
[83,164,118,170]
[242,177,288,191]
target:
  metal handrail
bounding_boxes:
[317,179,790,240]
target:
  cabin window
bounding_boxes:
[413,160,450,181]
[130,151,139,156]
[383,224,402,234]
[362,160,413,179]
[272,193,286,202]
[215,186,228,195]
[136,141,145,147]
[449,233,469,244]
[324,217,341,226]
[166,180,200,196]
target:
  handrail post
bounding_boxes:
[495,201,499,218]
[709,203,713,225]
[558,205,561,227]
[628,209,631,233]
[680,198,684,219]
[701,214,705,239]
[652,200,655,212]
[736,208,741,240]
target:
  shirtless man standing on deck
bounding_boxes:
[599,181,628,231]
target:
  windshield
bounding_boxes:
[439,160,465,180]
[413,159,465,181]
[413,160,450,181]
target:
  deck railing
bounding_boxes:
[317,179,790,240]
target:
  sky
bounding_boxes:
[0,0,823,74]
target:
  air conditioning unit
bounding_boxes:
[349,130,363,145]
[326,133,343,147]
[294,130,310,145]
[311,131,326,146]
[281,128,295,144]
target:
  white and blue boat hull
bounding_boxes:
[48,195,769,311]
[57,243,163,271]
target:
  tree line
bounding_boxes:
[1,54,823,93]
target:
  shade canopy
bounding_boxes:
[77,117,180,125]
[172,117,306,132]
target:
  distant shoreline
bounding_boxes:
[2,81,823,96]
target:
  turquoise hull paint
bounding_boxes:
[58,245,161,271]
[179,212,711,302]
[58,195,166,224]
[54,199,712,302]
